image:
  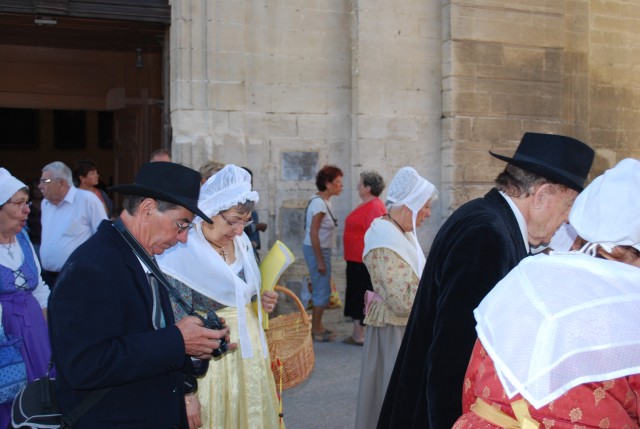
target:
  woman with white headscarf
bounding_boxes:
[157,164,281,429]
[0,168,51,428]
[354,166,437,429]
[453,158,640,429]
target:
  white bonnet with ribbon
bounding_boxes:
[386,166,437,269]
[569,158,640,252]
[0,168,28,205]
[197,164,259,222]
[387,166,437,213]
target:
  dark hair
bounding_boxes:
[495,164,564,198]
[221,200,256,216]
[596,244,640,263]
[315,165,343,191]
[73,159,97,183]
[360,171,385,197]
[122,195,178,215]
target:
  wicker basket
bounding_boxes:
[266,285,315,390]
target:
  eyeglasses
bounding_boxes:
[166,212,193,233]
[39,178,60,185]
[5,200,32,209]
[220,212,253,229]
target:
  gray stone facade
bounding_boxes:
[168,0,640,286]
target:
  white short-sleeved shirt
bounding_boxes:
[303,196,337,249]
[40,186,107,272]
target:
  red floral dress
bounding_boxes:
[453,340,640,429]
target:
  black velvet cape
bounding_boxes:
[377,188,529,429]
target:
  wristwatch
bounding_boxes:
[183,374,198,394]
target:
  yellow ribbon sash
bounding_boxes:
[470,398,540,429]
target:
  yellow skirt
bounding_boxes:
[198,304,282,429]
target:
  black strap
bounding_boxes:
[304,196,337,229]
[61,387,111,428]
[39,362,111,428]
[112,218,193,315]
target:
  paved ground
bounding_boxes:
[277,305,364,429]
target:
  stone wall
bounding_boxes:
[589,0,640,168]
[168,0,443,287]
[442,1,588,211]
[169,0,640,288]
[443,0,640,211]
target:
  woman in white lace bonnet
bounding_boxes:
[453,158,640,428]
[354,166,437,429]
[157,164,281,429]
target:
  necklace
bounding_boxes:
[209,240,229,262]
[1,237,15,260]
[202,228,229,262]
[385,214,406,233]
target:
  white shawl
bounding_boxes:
[362,217,425,278]
[157,224,266,359]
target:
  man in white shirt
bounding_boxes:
[38,161,107,288]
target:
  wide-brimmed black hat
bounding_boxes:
[110,162,212,223]
[490,132,594,192]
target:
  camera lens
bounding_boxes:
[212,338,228,357]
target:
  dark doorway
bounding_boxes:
[0,7,168,199]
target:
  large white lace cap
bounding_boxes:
[386,166,437,270]
[197,164,259,222]
[0,168,27,205]
[475,253,640,409]
[569,158,640,251]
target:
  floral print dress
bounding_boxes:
[355,246,420,429]
[453,340,640,429]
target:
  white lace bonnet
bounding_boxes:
[0,168,27,205]
[386,167,437,267]
[197,164,259,222]
[569,157,640,252]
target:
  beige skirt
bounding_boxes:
[354,324,406,429]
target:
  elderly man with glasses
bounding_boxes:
[38,161,106,289]
[49,162,231,429]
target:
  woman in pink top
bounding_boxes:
[342,171,387,345]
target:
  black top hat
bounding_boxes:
[110,162,213,223]
[490,132,594,192]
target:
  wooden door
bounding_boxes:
[113,103,147,210]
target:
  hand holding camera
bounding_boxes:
[176,312,235,360]
[200,310,229,357]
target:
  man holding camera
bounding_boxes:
[49,162,231,429]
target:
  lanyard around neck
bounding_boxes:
[112,218,193,315]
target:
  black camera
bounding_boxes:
[189,310,230,377]
[202,309,229,358]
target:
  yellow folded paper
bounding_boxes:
[255,240,295,330]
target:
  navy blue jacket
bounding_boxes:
[377,188,529,429]
[49,220,189,429]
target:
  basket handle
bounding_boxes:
[274,285,310,325]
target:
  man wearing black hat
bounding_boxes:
[377,133,595,429]
[49,162,230,429]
